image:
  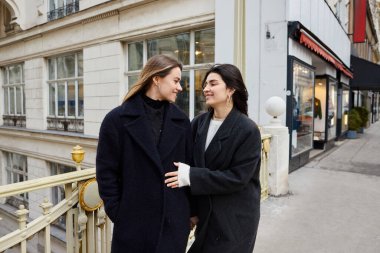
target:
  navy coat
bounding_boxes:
[188,108,262,253]
[96,94,192,253]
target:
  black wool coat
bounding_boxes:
[96,94,192,253]
[188,108,262,253]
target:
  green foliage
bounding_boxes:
[348,109,362,131]
[353,107,369,127]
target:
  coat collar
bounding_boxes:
[120,94,187,172]
[195,108,241,166]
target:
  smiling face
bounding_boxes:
[203,72,234,109]
[154,67,182,103]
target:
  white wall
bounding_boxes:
[287,0,351,66]
[214,0,235,64]
[83,42,124,136]
[258,0,288,125]
[246,0,261,122]
[24,58,46,130]
[80,0,112,10]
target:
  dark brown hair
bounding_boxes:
[123,54,182,102]
[202,64,248,115]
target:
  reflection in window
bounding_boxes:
[195,69,208,116]
[50,162,75,228]
[148,34,190,65]
[4,152,28,208]
[195,29,215,64]
[128,42,143,71]
[291,61,315,157]
[126,28,215,118]
[176,71,190,116]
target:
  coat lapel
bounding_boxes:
[120,95,163,171]
[204,108,240,166]
[158,104,187,163]
[194,112,212,168]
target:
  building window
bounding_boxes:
[327,80,337,140]
[126,28,215,118]
[2,63,26,127]
[48,0,79,21]
[290,60,315,157]
[50,162,75,228]
[47,52,84,132]
[341,88,349,132]
[4,151,28,208]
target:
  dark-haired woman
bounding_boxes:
[165,64,262,253]
[96,54,192,253]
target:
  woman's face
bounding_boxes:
[203,72,233,108]
[155,67,182,103]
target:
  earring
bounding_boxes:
[227,94,232,107]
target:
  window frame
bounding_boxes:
[47,52,83,119]
[4,151,28,208]
[2,63,25,116]
[49,162,76,228]
[125,28,215,119]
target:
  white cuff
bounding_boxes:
[178,162,191,187]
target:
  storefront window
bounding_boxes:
[328,80,337,140]
[126,28,215,118]
[314,78,327,141]
[341,88,349,132]
[291,61,315,157]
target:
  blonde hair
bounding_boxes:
[123,54,183,102]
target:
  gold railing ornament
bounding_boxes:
[262,138,271,159]
[79,178,103,212]
[71,145,85,170]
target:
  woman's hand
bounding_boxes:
[164,162,180,188]
[190,216,199,230]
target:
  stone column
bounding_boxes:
[262,96,289,196]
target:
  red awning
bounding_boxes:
[299,31,353,78]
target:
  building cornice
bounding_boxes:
[0,0,157,47]
[0,13,214,66]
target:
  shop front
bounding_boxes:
[287,57,315,170]
[313,76,338,150]
[287,22,352,171]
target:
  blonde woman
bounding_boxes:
[96,55,192,253]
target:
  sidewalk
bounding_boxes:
[254,121,380,253]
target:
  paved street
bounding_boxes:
[255,121,380,253]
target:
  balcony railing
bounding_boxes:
[2,115,26,128]
[47,117,84,133]
[0,135,271,253]
[47,0,79,21]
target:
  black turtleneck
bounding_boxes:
[142,94,167,146]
